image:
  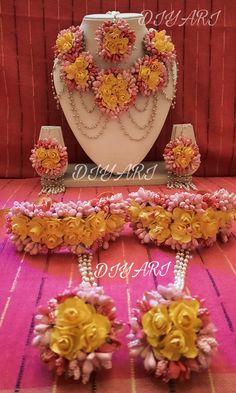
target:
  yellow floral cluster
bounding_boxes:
[35,148,60,170]
[138,60,163,90]
[56,32,74,53]
[11,212,125,249]
[172,145,194,169]
[142,299,202,361]
[64,55,89,86]
[50,297,110,360]
[99,73,131,110]
[129,202,234,244]
[153,30,175,54]
[103,28,129,55]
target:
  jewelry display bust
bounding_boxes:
[53,12,177,173]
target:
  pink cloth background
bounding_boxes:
[0,0,235,178]
[0,177,236,392]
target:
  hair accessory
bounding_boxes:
[30,138,68,195]
[95,17,136,63]
[127,187,236,382]
[163,136,201,190]
[6,193,127,255]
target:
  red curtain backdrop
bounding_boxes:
[0,0,235,178]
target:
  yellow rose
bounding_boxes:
[28,217,45,243]
[75,56,88,69]
[217,211,234,228]
[46,149,60,164]
[86,212,106,236]
[75,70,89,86]
[42,233,63,249]
[82,313,111,352]
[50,327,85,360]
[63,217,83,233]
[128,201,142,222]
[41,158,57,170]
[191,216,203,239]
[150,60,161,72]
[169,299,202,332]
[154,206,172,226]
[102,94,118,110]
[139,207,155,227]
[116,74,128,89]
[172,208,194,226]
[153,31,175,53]
[117,90,131,106]
[200,208,219,239]
[147,72,160,89]
[35,147,47,161]
[79,224,96,247]
[56,32,74,53]
[173,146,194,169]
[149,224,171,244]
[170,221,191,244]
[117,37,128,54]
[142,305,171,348]
[45,218,63,237]
[105,214,125,232]
[11,215,29,240]
[139,65,151,81]
[64,232,79,246]
[56,297,94,328]
[103,74,117,88]
[159,328,198,361]
[104,40,117,54]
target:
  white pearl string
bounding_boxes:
[78,253,97,287]
[174,249,192,291]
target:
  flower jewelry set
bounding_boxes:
[7,187,236,385]
[7,15,235,388]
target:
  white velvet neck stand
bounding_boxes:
[53,12,177,175]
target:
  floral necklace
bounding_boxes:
[54,22,176,118]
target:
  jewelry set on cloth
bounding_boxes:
[7,188,236,385]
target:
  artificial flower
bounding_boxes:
[56,32,74,53]
[35,147,47,161]
[42,233,63,249]
[169,300,202,332]
[28,217,46,243]
[159,328,198,361]
[83,313,111,352]
[11,215,29,240]
[200,208,219,239]
[56,297,94,328]
[105,214,125,232]
[47,149,61,163]
[152,30,175,54]
[172,145,194,169]
[50,327,84,361]
[170,221,191,244]
[149,224,171,243]
[142,305,171,348]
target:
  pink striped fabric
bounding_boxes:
[0,177,236,392]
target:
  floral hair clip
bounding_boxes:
[95,18,136,63]
[7,193,127,255]
[127,187,236,382]
[30,138,68,195]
